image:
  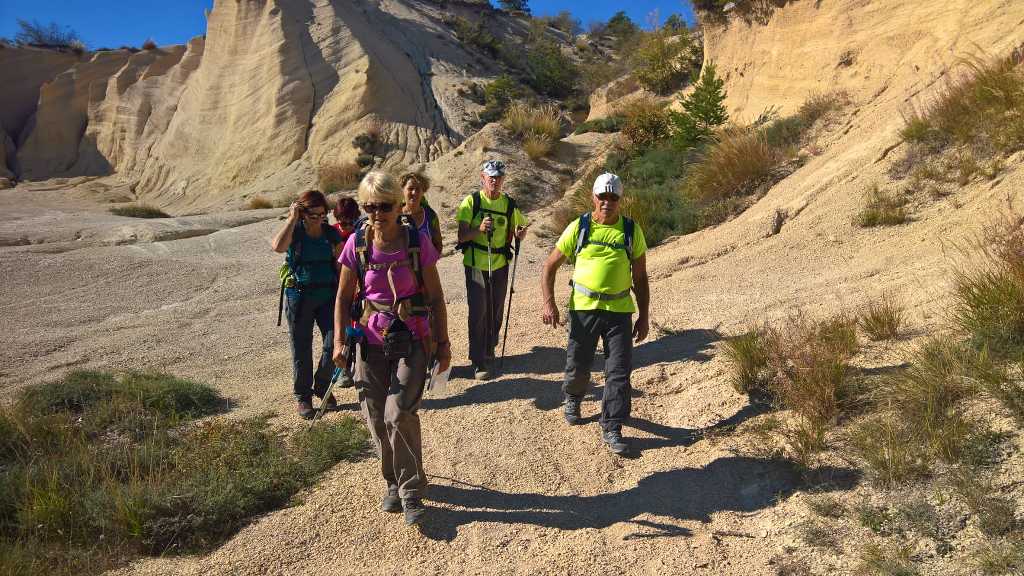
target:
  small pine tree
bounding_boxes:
[670,61,728,149]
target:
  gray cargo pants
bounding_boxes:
[355,343,428,498]
[464,264,509,368]
[563,310,633,433]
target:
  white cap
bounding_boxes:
[592,173,623,197]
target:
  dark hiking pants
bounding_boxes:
[464,265,509,367]
[285,292,335,402]
[563,310,633,433]
[355,343,428,498]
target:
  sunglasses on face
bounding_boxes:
[361,202,395,213]
[595,193,620,202]
[303,210,326,218]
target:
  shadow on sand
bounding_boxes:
[419,457,859,541]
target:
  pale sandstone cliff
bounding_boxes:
[5,0,518,211]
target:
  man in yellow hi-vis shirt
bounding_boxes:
[540,173,650,455]
[456,160,529,380]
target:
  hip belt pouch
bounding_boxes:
[381,313,414,360]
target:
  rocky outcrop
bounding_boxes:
[16,51,132,178]
[0,45,81,140]
[7,0,509,210]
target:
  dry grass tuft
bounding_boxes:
[502,101,560,141]
[808,494,847,519]
[246,196,274,210]
[859,541,919,576]
[523,132,554,159]
[721,328,772,396]
[318,163,362,194]
[859,293,907,341]
[856,185,908,227]
[975,538,1024,575]
[685,128,780,209]
[109,204,170,218]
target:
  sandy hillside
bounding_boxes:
[2,1,1024,575]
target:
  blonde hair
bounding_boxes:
[357,171,403,206]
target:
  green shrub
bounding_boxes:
[109,204,170,218]
[573,116,624,135]
[449,16,499,56]
[524,38,578,98]
[485,74,522,110]
[0,370,367,575]
[856,185,908,227]
[632,28,697,95]
[621,98,671,149]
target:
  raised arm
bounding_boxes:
[541,247,567,328]
[270,203,302,253]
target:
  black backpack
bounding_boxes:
[455,191,518,263]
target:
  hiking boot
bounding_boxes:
[381,486,402,513]
[602,429,629,455]
[403,497,427,525]
[321,394,338,412]
[338,368,355,389]
[563,395,582,425]
[297,400,315,420]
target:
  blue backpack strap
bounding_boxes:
[572,212,591,264]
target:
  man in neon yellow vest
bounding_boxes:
[456,160,529,380]
[540,173,650,455]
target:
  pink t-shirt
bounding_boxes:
[339,230,439,346]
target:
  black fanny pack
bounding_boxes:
[381,314,414,360]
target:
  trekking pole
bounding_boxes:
[485,227,494,364]
[311,367,342,426]
[499,236,521,370]
[276,280,285,327]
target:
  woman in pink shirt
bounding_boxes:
[333,171,450,526]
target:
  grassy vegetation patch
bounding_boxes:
[898,51,1024,188]
[572,116,624,135]
[856,185,909,227]
[109,204,170,219]
[858,294,907,341]
[0,370,367,576]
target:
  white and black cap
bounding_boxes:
[482,160,506,177]
[592,172,623,198]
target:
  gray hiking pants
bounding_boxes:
[355,343,428,498]
[464,264,509,367]
[563,310,633,433]
[285,291,335,402]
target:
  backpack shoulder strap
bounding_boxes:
[471,191,482,221]
[404,223,425,290]
[573,212,592,261]
[354,224,370,294]
[623,216,635,261]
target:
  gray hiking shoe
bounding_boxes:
[563,395,582,425]
[602,429,629,455]
[296,400,315,420]
[381,486,402,513]
[474,363,494,381]
[403,497,427,525]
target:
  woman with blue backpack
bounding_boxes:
[333,171,451,525]
[271,190,343,419]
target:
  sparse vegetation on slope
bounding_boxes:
[110,204,171,218]
[898,51,1024,189]
[319,163,362,193]
[0,370,367,576]
[856,185,909,227]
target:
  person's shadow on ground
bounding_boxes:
[433,328,721,412]
[419,456,859,541]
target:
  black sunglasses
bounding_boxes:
[361,202,395,213]
[595,193,620,202]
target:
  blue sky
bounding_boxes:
[0,1,694,49]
